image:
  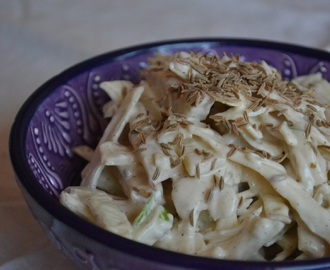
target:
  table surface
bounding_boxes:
[1,0,330,269]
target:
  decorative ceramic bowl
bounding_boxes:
[9,39,330,270]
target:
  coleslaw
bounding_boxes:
[60,51,330,261]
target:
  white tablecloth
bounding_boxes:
[1,0,330,269]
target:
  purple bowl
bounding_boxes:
[9,38,330,270]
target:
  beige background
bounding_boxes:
[1,0,330,269]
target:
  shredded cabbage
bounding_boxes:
[60,51,330,261]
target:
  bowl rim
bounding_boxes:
[9,38,330,269]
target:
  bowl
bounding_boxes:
[9,38,330,270]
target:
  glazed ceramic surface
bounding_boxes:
[10,39,330,270]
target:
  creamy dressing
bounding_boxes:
[60,51,330,261]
